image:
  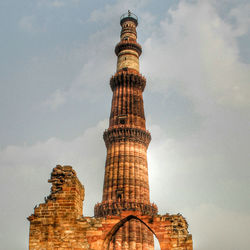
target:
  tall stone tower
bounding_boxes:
[28,11,193,250]
[95,11,157,248]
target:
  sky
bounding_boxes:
[0,0,250,249]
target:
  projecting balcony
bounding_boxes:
[120,10,138,26]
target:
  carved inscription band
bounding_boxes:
[110,72,146,91]
[103,127,151,148]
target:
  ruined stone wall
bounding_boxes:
[28,165,88,249]
[28,166,192,250]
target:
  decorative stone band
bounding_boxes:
[94,200,158,217]
[110,71,146,91]
[115,40,142,56]
[103,127,151,148]
[120,26,137,39]
[120,16,138,26]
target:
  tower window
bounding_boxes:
[118,115,127,125]
[120,119,125,124]
[116,189,123,200]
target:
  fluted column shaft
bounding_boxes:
[94,11,157,218]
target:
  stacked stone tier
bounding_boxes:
[110,71,146,91]
[109,72,146,129]
[100,138,152,204]
[116,18,141,72]
[120,24,137,38]
[120,16,138,40]
[115,40,142,56]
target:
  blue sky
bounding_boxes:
[0,0,250,249]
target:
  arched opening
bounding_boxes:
[103,215,161,249]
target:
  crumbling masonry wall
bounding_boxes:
[28,166,193,250]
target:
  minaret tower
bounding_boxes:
[95,11,157,249]
[95,11,157,218]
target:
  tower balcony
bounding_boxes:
[120,11,138,26]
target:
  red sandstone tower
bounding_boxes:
[95,11,157,249]
[28,12,193,250]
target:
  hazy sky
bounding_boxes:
[0,0,250,249]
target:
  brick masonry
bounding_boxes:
[28,165,192,249]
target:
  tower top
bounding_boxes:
[120,10,138,26]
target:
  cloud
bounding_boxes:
[44,0,250,111]
[43,0,151,110]
[18,15,46,33]
[51,0,65,7]
[18,16,36,32]
[89,0,149,23]
[147,120,250,249]
[228,2,250,36]
[37,0,80,8]
[42,89,67,110]
[187,203,250,250]
[148,119,250,210]
[141,0,250,109]
[0,120,107,249]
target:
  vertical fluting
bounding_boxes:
[108,219,154,250]
[95,11,157,218]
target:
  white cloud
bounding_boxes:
[18,15,46,33]
[51,0,65,7]
[42,89,67,110]
[187,204,250,250]
[226,2,250,37]
[37,0,80,8]
[0,120,107,249]
[41,13,118,110]
[45,0,250,111]
[141,0,250,109]
[42,0,154,111]
[89,0,149,23]
[147,121,250,249]
[19,16,36,32]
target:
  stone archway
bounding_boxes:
[103,215,162,250]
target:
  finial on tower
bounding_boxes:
[120,10,138,26]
